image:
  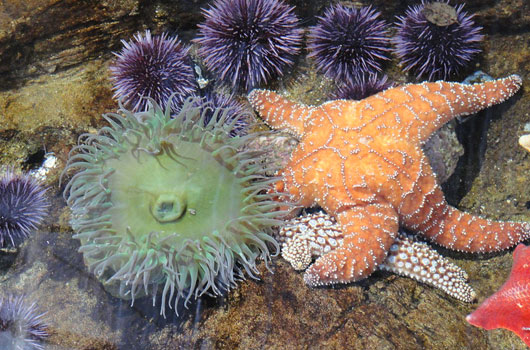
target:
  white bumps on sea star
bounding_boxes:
[277,212,476,302]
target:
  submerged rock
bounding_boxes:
[0,0,528,349]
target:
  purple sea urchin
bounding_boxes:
[0,169,48,248]
[332,74,393,101]
[193,91,251,136]
[393,1,483,80]
[307,4,390,83]
[62,97,289,316]
[110,30,197,112]
[0,295,48,350]
[195,0,303,91]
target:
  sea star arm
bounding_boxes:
[378,232,476,302]
[397,161,530,252]
[277,212,475,302]
[466,244,530,347]
[247,89,314,138]
[303,202,399,286]
[358,75,522,143]
[417,201,530,253]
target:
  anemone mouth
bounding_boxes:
[150,193,186,223]
[62,97,289,316]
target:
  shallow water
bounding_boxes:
[0,0,529,349]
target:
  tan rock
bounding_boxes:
[519,134,530,152]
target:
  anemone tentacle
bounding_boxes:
[63,96,289,316]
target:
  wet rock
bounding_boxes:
[0,0,528,349]
[146,259,496,350]
[0,0,139,83]
[0,59,115,171]
[424,121,464,184]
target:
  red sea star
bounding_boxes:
[467,244,530,346]
[248,75,529,287]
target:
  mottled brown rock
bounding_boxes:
[458,36,530,221]
[0,0,139,82]
[0,59,115,170]
[147,258,514,350]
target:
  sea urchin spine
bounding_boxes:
[110,30,197,112]
[63,96,290,316]
[192,91,252,136]
[0,294,48,350]
[195,0,303,91]
[332,73,393,101]
[393,1,483,80]
[307,4,390,83]
[0,168,48,248]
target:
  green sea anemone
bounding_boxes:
[62,97,287,315]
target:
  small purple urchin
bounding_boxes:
[332,74,394,101]
[110,30,197,112]
[393,1,483,81]
[193,91,252,136]
[0,168,48,248]
[307,4,390,83]
[0,295,48,350]
[195,0,303,91]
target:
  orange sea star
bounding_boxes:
[277,212,476,302]
[248,75,529,287]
